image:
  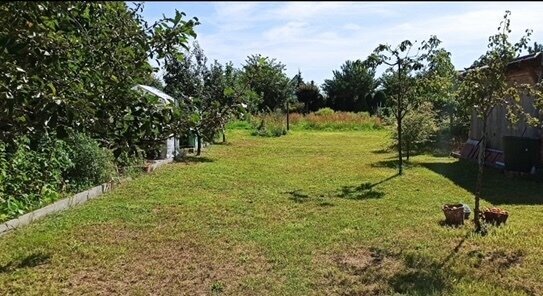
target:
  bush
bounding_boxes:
[0,133,121,221]
[432,119,470,156]
[314,107,335,116]
[289,102,306,113]
[64,133,117,193]
[0,135,72,221]
[392,102,438,160]
[116,150,145,177]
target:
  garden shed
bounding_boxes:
[458,52,543,170]
[131,84,179,159]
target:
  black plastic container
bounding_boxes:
[503,136,540,172]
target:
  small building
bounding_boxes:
[459,52,543,170]
[131,84,180,159]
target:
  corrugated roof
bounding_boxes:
[510,52,541,64]
[458,52,542,75]
[131,84,175,104]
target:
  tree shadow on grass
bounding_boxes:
[388,254,453,295]
[391,237,468,295]
[439,232,470,268]
[0,252,51,274]
[285,189,311,203]
[338,182,385,200]
[388,232,473,295]
[329,245,462,295]
[371,148,392,154]
[284,190,335,206]
[285,175,397,204]
[422,160,543,205]
[337,174,398,200]
[371,159,421,170]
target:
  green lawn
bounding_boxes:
[1,130,542,295]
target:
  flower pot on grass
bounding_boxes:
[443,204,464,226]
[482,207,509,226]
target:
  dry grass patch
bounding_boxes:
[316,247,405,295]
[65,237,273,295]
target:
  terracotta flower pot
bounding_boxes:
[482,207,509,225]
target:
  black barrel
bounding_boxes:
[503,136,541,172]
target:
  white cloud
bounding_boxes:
[163,2,543,84]
[343,24,363,31]
[263,22,309,41]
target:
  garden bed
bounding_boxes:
[0,158,173,237]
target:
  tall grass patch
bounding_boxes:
[250,112,288,137]
[291,110,383,131]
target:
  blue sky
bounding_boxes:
[137,2,543,85]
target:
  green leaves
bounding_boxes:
[323,60,376,113]
[241,54,294,112]
[1,2,199,160]
[459,10,541,127]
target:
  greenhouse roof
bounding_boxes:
[131,84,175,104]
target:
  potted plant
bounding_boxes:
[482,207,509,225]
[442,204,465,225]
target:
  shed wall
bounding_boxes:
[468,65,542,151]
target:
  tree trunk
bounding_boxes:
[474,119,487,233]
[196,133,202,156]
[222,128,226,143]
[397,62,403,175]
[397,114,403,175]
[286,101,290,131]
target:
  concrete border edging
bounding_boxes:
[0,157,174,237]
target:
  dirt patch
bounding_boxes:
[464,248,539,294]
[63,236,273,295]
[317,247,458,295]
[317,247,405,295]
[467,249,524,271]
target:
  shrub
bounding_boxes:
[392,102,438,160]
[0,135,72,221]
[314,107,335,116]
[432,119,470,156]
[116,150,145,177]
[289,102,306,113]
[64,133,117,193]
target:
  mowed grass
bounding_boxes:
[1,129,542,295]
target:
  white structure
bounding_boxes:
[131,84,179,159]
